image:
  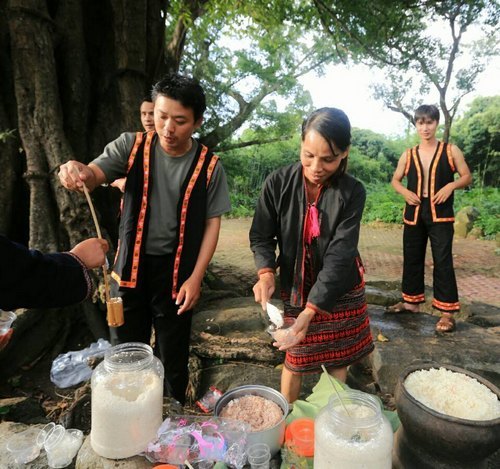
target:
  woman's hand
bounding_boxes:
[253,272,275,310]
[275,307,315,351]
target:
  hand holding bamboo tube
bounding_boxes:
[81,183,124,327]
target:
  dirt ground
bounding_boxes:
[214,218,500,306]
[2,218,498,431]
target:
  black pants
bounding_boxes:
[402,198,459,313]
[113,254,192,404]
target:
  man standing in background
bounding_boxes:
[387,104,472,333]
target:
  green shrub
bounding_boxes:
[455,187,500,237]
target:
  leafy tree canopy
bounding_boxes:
[452,95,500,187]
[311,0,499,141]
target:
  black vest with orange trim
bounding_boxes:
[111,131,219,298]
[403,141,456,225]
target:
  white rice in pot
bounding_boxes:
[404,367,500,421]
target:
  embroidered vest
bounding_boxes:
[111,131,219,298]
[403,141,456,224]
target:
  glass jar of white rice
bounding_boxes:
[314,389,393,469]
[90,342,164,459]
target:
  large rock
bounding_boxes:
[190,297,320,400]
[75,436,152,469]
[368,304,500,394]
[454,206,480,238]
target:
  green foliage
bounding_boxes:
[173,0,331,149]
[455,187,500,237]
[362,183,499,237]
[451,96,500,187]
[312,0,499,140]
[348,148,392,184]
[362,183,403,224]
[221,133,300,218]
[0,129,16,143]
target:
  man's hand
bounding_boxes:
[253,272,275,310]
[176,276,202,315]
[404,189,421,206]
[432,183,454,205]
[71,238,109,269]
[58,160,95,192]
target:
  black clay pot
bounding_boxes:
[393,363,500,469]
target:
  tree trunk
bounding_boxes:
[0,0,21,237]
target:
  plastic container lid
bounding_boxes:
[285,418,315,457]
[36,422,56,448]
[43,424,66,451]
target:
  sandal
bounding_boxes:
[385,302,419,314]
[435,313,456,333]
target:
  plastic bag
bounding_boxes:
[144,416,250,468]
[50,338,111,388]
[196,386,223,413]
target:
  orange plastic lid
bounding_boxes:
[285,417,315,457]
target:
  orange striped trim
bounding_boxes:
[305,302,328,316]
[171,145,208,298]
[206,153,219,188]
[258,268,275,277]
[403,146,421,225]
[446,143,455,172]
[126,132,145,173]
[432,298,460,311]
[120,131,154,288]
[430,141,454,222]
[402,292,425,303]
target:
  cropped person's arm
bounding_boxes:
[391,151,420,206]
[0,236,108,310]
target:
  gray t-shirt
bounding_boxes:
[92,132,231,255]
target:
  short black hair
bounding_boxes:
[141,94,152,105]
[414,104,440,123]
[301,107,351,180]
[151,74,206,122]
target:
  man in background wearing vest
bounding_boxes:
[59,74,231,404]
[386,104,472,333]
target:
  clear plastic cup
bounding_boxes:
[36,422,56,448]
[0,310,16,334]
[247,442,271,469]
[44,425,83,468]
[6,427,41,464]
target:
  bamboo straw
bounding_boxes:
[81,183,111,304]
